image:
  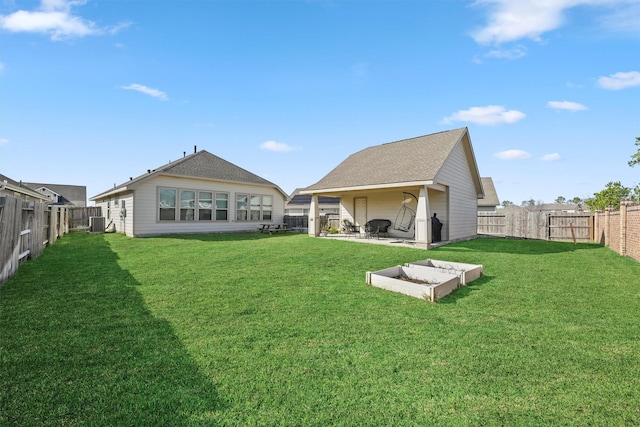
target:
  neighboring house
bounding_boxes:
[478,177,500,212]
[24,182,87,206]
[0,174,50,202]
[285,188,340,216]
[90,150,288,237]
[302,127,484,247]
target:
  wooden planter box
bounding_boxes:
[406,259,483,285]
[366,265,460,302]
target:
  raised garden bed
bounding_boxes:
[406,259,483,285]
[366,265,460,302]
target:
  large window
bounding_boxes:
[236,193,273,221]
[158,187,228,222]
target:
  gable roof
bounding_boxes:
[25,182,87,206]
[0,173,50,201]
[478,177,500,207]
[91,150,287,200]
[302,127,483,196]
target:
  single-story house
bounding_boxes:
[285,188,340,216]
[90,150,288,237]
[301,127,484,248]
[0,174,50,202]
[478,177,500,212]
[24,182,87,206]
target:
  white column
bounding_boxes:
[414,187,431,246]
[308,194,320,237]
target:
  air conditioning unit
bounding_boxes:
[120,209,127,218]
[89,217,105,233]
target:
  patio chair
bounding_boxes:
[343,219,360,238]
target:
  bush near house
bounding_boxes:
[1,233,639,425]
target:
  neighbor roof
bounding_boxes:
[287,188,340,206]
[91,150,287,200]
[303,127,482,195]
[25,182,87,206]
[478,177,500,207]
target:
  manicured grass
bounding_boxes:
[1,232,639,425]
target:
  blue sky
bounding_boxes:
[1,0,639,206]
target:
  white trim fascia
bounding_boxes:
[300,180,434,195]
[1,181,50,201]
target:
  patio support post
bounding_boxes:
[308,194,320,237]
[414,186,431,248]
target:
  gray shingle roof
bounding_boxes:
[478,177,500,207]
[304,128,470,191]
[91,150,283,200]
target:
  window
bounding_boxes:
[262,195,272,220]
[180,190,196,221]
[236,194,248,221]
[159,187,229,222]
[215,193,228,221]
[159,188,177,220]
[236,193,273,221]
[199,192,212,221]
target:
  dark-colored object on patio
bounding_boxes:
[432,213,442,242]
[365,219,392,239]
[343,219,360,237]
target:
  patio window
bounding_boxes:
[236,194,248,221]
[159,188,177,221]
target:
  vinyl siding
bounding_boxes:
[132,175,286,237]
[435,139,478,241]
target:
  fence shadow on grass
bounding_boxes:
[437,237,601,256]
[0,233,224,426]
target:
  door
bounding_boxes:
[354,197,367,233]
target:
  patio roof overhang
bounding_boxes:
[300,180,448,196]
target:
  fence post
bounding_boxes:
[620,200,631,257]
[605,206,612,248]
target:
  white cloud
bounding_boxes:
[542,153,561,161]
[443,105,525,125]
[494,149,532,160]
[0,0,128,41]
[471,0,637,45]
[120,84,168,101]
[0,138,8,146]
[547,100,588,111]
[484,45,528,59]
[260,141,297,152]
[597,71,640,90]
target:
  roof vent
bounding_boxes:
[194,145,197,153]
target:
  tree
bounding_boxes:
[521,198,536,207]
[554,196,566,204]
[570,197,583,205]
[501,200,514,207]
[628,136,640,168]
[584,181,631,211]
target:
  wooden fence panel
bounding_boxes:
[478,211,594,242]
[68,206,102,231]
[0,195,65,285]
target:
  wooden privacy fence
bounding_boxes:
[0,195,75,285]
[69,206,102,231]
[478,211,594,242]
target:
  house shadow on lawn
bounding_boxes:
[0,233,224,426]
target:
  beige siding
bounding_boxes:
[132,175,286,237]
[435,140,478,241]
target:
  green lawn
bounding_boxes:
[1,232,639,426]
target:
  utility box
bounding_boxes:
[89,217,105,233]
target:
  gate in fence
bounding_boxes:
[478,211,593,242]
